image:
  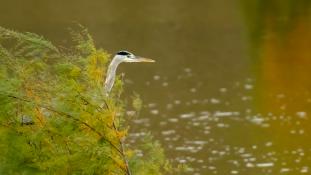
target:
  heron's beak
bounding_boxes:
[135,56,155,63]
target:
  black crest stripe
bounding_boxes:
[116,51,130,55]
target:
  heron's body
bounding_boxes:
[104,51,155,94]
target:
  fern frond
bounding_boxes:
[0,44,11,58]
[69,24,96,55]
[0,27,59,58]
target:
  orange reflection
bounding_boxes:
[259,15,311,114]
[242,1,311,157]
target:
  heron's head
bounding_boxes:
[115,51,155,63]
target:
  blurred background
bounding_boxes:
[1,0,311,174]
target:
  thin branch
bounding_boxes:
[104,154,128,173]
[4,93,123,155]
[78,92,131,175]
[112,115,132,175]
[77,93,131,175]
[76,93,113,129]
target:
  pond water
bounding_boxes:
[1,0,311,174]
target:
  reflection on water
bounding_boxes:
[1,0,311,174]
[131,76,311,174]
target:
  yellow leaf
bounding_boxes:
[116,129,128,139]
[125,149,134,159]
[69,65,81,77]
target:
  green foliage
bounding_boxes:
[0,26,178,175]
[132,93,143,112]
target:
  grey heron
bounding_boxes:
[103,51,154,175]
[104,51,155,94]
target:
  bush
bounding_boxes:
[0,26,181,175]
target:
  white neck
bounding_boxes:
[104,56,123,94]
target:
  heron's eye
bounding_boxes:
[127,55,131,58]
